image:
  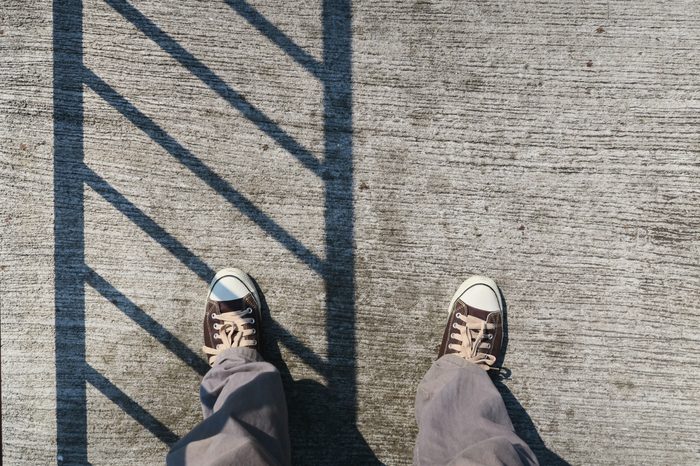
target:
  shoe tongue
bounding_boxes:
[216,297,248,313]
[457,300,492,320]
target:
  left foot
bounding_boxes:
[202,268,262,366]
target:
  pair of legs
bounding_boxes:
[167,269,539,466]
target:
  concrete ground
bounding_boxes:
[2,0,699,464]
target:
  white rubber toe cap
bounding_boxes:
[459,284,500,311]
[209,275,252,302]
[450,275,503,313]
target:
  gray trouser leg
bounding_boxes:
[167,348,291,466]
[413,355,539,466]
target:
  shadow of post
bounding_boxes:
[53,0,88,462]
[321,0,372,463]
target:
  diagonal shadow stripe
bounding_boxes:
[103,0,323,177]
[84,363,180,445]
[82,67,324,276]
[83,165,214,282]
[269,319,329,378]
[86,267,210,377]
[225,0,324,80]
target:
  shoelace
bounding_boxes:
[202,307,256,365]
[448,312,497,370]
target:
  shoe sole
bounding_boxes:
[447,275,504,315]
[206,267,262,309]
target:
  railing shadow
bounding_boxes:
[54,0,368,463]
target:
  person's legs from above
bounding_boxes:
[413,276,539,466]
[167,268,291,466]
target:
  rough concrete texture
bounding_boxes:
[2,0,699,464]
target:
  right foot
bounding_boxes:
[202,268,262,366]
[437,276,504,370]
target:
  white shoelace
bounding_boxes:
[448,312,497,370]
[202,307,256,366]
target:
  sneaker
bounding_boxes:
[202,268,262,366]
[438,276,504,370]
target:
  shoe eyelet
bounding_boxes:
[213,323,220,330]
[211,313,217,319]
[455,312,462,318]
[216,344,222,349]
[247,308,253,314]
[214,333,220,339]
[452,323,458,329]
[251,329,256,334]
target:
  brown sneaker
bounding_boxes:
[438,276,504,370]
[202,268,262,366]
